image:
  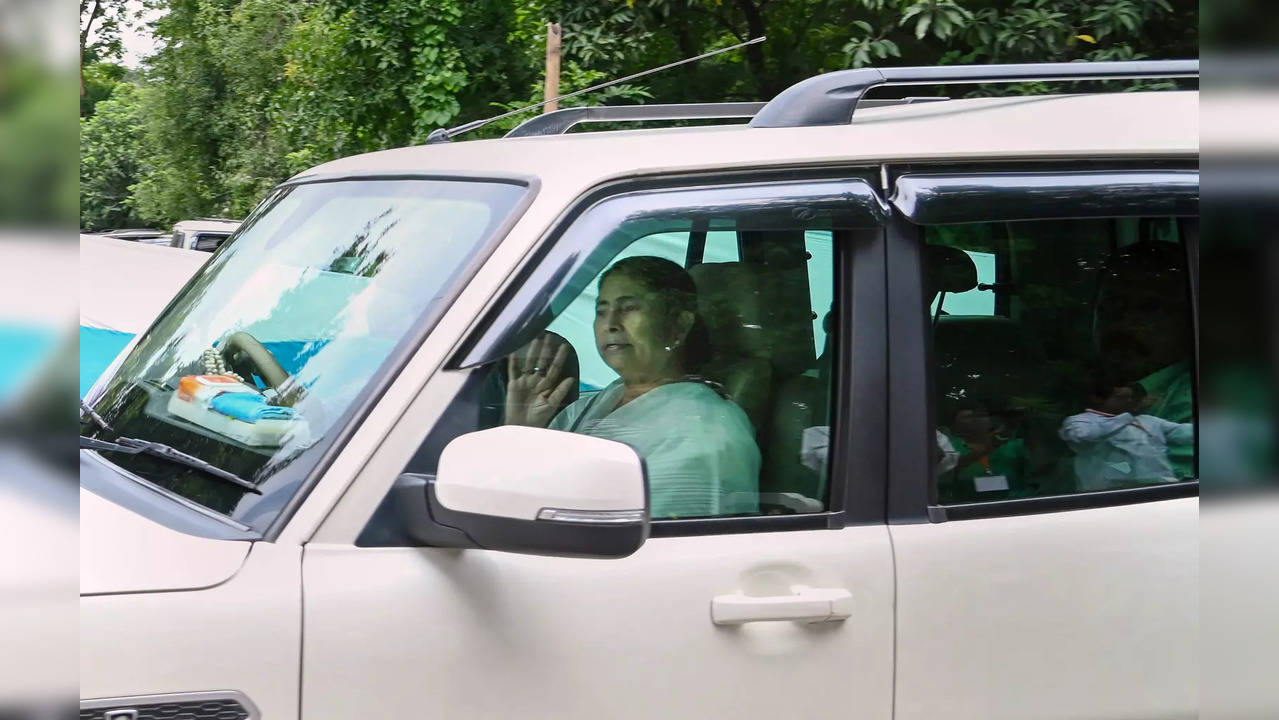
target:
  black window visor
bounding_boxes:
[453,177,889,368]
[892,170,1199,225]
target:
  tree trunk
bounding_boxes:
[80,0,103,97]
[734,0,771,97]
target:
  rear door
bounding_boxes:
[884,165,1199,719]
[298,174,897,719]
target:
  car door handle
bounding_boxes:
[711,585,854,625]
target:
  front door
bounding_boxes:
[299,174,896,719]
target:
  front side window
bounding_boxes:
[82,179,527,531]
[928,216,1196,504]
[384,179,883,534]
[477,224,836,520]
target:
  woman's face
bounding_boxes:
[595,273,690,384]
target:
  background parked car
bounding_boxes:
[170,218,241,252]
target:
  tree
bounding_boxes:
[81,0,1198,225]
[81,61,129,117]
[131,0,299,223]
[80,83,148,230]
[80,0,131,96]
[273,0,470,171]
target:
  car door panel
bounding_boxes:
[891,498,1196,720]
[301,527,893,719]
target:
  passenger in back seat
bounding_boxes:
[1094,240,1195,478]
[1060,376,1194,490]
[939,400,1029,502]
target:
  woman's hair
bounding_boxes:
[600,255,711,372]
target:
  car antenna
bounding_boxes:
[426,36,766,144]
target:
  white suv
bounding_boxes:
[80,60,1199,720]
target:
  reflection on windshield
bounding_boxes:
[82,179,527,530]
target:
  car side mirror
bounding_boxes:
[394,426,649,558]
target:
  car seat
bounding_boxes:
[691,261,827,512]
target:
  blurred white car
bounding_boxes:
[170,218,241,252]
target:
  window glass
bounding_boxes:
[194,233,228,252]
[805,231,834,357]
[398,210,841,528]
[929,249,995,316]
[928,217,1195,504]
[703,230,741,263]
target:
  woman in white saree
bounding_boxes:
[504,256,760,519]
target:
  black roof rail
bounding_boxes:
[505,97,950,138]
[750,59,1199,129]
[505,102,764,138]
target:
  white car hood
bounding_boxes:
[80,486,252,596]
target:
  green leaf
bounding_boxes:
[915,14,932,40]
[935,13,952,39]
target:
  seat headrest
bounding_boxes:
[925,244,978,297]
[689,262,813,376]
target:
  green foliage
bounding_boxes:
[275,0,469,169]
[81,0,132,63]
[80,83,148,231]
[81,61,128,117]
[80,0,1197,227]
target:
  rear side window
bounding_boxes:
[928,217,1196,504]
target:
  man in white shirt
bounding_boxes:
[1060,380,1194,491]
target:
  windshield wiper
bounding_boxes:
[79,435,262,495]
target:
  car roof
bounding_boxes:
[293,92,1197,190]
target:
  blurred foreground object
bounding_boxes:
[1200,7,1279,713]
[1,1,81,714]
[0,235,77,720]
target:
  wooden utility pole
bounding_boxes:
[543,23,562,113]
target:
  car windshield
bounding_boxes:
[82,178,527,531]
